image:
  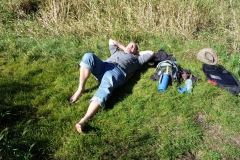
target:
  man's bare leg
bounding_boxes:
[76,101,100,133]
[70,67,91,103]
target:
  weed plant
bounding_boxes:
[0,0,240,159]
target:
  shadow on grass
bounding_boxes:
[105,63,154,110]
[0,81,53,160]
[78,63,155,133]
[0,82,37,126]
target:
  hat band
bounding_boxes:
[204,52,215,63]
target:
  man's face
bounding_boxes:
[125,42,138,55]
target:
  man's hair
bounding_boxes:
[135,43,138,51]
[130,41,138,51]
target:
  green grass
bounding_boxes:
[1,0,240,159]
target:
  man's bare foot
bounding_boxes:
[75,122,85,133]
[69,89,83,103]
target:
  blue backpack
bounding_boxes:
[150,60,181,83]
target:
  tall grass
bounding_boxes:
[4,0,240,53]
[38,0,239,38]
[0,0,240,159]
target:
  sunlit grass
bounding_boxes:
[0,0,240,159]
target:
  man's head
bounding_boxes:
[124,42,138,55]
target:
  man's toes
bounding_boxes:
[69,94,78,103]
[75,123,84,133]
[69,97,76,103]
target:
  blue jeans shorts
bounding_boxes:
[80,53,126,106]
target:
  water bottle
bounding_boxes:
[158,73,169,92]
[158,66,170,92]
[185,79,193,93]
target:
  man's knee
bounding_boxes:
[82,53,94,63]
[80,53,95,69]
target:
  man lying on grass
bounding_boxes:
[70,39,154,133]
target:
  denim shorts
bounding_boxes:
[80,53,126,106]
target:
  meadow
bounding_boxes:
[0,0,240,159]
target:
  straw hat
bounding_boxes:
[197,48,218,65]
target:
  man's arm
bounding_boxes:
[109,39,126,51]
[139,50,155,56]
[137,50,155,65]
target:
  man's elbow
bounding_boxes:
[109,39,114,45]
[149,51,155,57]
